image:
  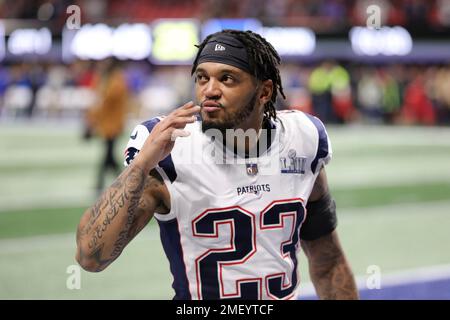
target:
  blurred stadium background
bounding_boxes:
[0,0,450,300]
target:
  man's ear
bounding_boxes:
[259,79,273,105]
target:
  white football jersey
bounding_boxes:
[124,110,332,300]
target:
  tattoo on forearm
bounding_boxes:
[77,164,147,268]
[87,166,145,249]
[108,170,162,259]
[77,178,123,241]
[109,220,141,259]
[108,169,145,257]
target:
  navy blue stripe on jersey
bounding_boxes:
[157,218,191,300]
[305,113,329,173]
[142,118,177,183]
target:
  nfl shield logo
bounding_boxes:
[246,163,258,176]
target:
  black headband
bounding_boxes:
[196,34,252,74]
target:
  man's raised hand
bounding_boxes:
[133,101,200,172]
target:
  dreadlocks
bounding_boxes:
[191,29,285,121]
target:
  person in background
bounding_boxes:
[85,58,129,193]
[400,67,436,126]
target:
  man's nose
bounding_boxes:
[204,78,221,99]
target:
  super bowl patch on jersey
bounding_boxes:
[280,149,306,174]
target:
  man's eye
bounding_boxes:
[222,75,234,83]
[196,74,207,82]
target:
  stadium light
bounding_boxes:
[112,24,152,60]
[7,27,52,55]
[349,26,413,56]
[70,24,112,60]
[150,19,199,64]
[68,23,152,60]
[262,27,316,56]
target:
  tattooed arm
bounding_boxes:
[301,168,359,299]
[75,167,166,272]
[75,101,200,272]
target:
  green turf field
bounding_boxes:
[1,121,449,299]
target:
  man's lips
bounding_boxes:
[202,101,222,113]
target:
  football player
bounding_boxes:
[76,30,358,300]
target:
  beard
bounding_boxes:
[200,91,258,134]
